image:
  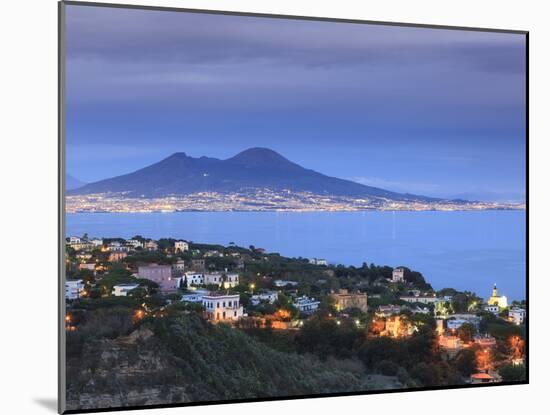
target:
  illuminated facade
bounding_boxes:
[381,316,415,338]
[487,284,508,309]
[174,240,189,252]
[202,293,243,321]
[65,279,85,300]
[112,284,140,297]
[331,289,368,312]
[509,307,526,325]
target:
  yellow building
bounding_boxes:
[487,284,508,309]
[381,316,415,338]
[331,289,368,312]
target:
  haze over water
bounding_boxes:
[66,210,526,300]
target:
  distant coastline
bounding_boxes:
[65,191,525,214]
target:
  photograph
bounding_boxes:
[61,1,527,412]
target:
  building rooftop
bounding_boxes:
[138,263,171,269]
[471,373,493,380]
[203,292,239,298]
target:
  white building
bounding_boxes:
[447,318,468,330]
[202,293,243,321]
[183,272,205,287]
[509,307,526,325]
[250,291,278,306]
[400,295,439,304]
[392,267,405,283]
[108,241,128,252]
[309,258,328,266]
[483,304,500,316]
[223,273,239,288]
[181,289,210,303]
[376,304,402,317]
[90,238,103,247]
[273,279,298,287]
[174,240,189,252]
[112,284,140,297]
[293,296,320,314]
[412,306,431,314]
[126,239,143,249]
[67,237,92,251]
[204,272,239,288]
[65,279,85,300]
[447,313,481,328]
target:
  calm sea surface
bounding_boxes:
[66,210,526,300]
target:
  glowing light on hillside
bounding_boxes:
[134,309,145,321]
[276,309,290,320]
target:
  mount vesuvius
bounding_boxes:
[69,148,443,202]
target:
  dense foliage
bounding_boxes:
[152,314,366,400]
[66,309,367,406]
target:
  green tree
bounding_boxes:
[456,323,476,343]
[454,349,476,376]
[376,360,399,376]
[296,316,365,359]
[357,337,407,370]
[499,364,526,382]
[410,362,439,386]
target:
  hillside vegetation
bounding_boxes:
[66,311,366,410]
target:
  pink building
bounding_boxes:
[138,264,177,292]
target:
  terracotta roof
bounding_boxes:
[471,373,493,379]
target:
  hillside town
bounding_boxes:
[65,234,526,400]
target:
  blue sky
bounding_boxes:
[65,5,526,202]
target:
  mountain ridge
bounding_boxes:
[68,147,442,202]
[66,174,87,191]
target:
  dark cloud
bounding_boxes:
[65,4,525,117]
[66,5,524,69]
[64,3,526,198]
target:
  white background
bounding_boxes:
[0,0,545,413]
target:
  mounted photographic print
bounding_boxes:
[59,1,528,413]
